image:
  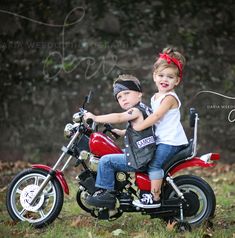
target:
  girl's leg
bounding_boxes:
[151,179,163,201]
[148,144,185,201]
[133,144,186,208]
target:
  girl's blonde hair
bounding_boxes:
[153,47,186,79]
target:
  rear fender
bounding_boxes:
[169,157,216,176]
[32,164,69,195]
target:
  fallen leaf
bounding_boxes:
[88,232,93,238]
[166,220,177,231]
[111,229,125,236]
[132,231,149,238]
[0,186,7,192]
[71,215,93,228]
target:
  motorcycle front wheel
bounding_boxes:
[6,168,64,228]
[164,175,216,227]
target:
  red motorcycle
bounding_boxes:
[6,92,220,230]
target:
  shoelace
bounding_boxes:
[93,189,104,197]
[140,193,153,204]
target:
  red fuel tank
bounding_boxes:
[135,172,151,191]
[89,132,123,157]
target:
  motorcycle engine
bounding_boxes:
[89,155,100,171]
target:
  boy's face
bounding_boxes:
[116,90,142,110]
[153,66,180,93]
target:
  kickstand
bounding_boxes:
[175,203,192,232]
[180,203,184,222]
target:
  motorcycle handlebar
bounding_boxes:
[86,118,94,127]
[103,123,120,139]
[85,118,97,131]
[85,119,119,139]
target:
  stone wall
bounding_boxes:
[0,0,234,164]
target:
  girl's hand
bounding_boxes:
[84,112,96,122]
[111,129,126,136]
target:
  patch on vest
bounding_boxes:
[136,136,155,148]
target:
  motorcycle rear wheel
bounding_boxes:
[164,175,216,227]
[6,168,64,228]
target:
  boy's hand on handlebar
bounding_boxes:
[84,112,96,122]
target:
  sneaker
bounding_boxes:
[86,189,116,209]
[132,193,161,209]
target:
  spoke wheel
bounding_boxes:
[6,169,64,228]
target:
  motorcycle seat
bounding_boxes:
[162,139,194,172]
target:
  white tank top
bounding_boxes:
[151,92,188,145]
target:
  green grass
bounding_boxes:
[0,163,235,238]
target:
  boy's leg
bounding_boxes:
[87,153,135,208]
[95,153,136,190]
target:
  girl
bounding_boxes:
[133,47,188,208]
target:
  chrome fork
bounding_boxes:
[29,130,80,206]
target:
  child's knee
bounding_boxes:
[99,156,111,166]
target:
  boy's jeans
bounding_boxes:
[95,144,186,190]
[95,153,136,190]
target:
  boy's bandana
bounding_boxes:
[159,53,183,80]
[113,80,142,99]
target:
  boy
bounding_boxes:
[84,74,156,209]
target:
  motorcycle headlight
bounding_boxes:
[64,123,74,138]
[73,112,82,123]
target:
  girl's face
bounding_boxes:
[116,90,142,110]
[153,66,180,93]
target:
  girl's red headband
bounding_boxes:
[159,53,183,80]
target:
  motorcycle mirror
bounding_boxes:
[82,91,93,109]
[87,91,93,104]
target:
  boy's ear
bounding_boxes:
[138,92,142,98]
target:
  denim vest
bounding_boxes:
[124,102,156,170]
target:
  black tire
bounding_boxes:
[6,168,64,228]
[164,175,216,227]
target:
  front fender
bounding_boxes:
[168,158,216,176]
[32,164,69,195]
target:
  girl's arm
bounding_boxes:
[111,129,126,136]
[84,107,141,125]
[133,96,177,131]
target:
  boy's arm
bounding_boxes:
[84,108,141,124]
[133,96,176,131]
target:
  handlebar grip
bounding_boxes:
[103,123,114,131]
[189,108,196,128]
[111,131,120,140]
[86,118,94,127]
[103,123,120,139]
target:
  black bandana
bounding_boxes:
[113,80,142,99]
